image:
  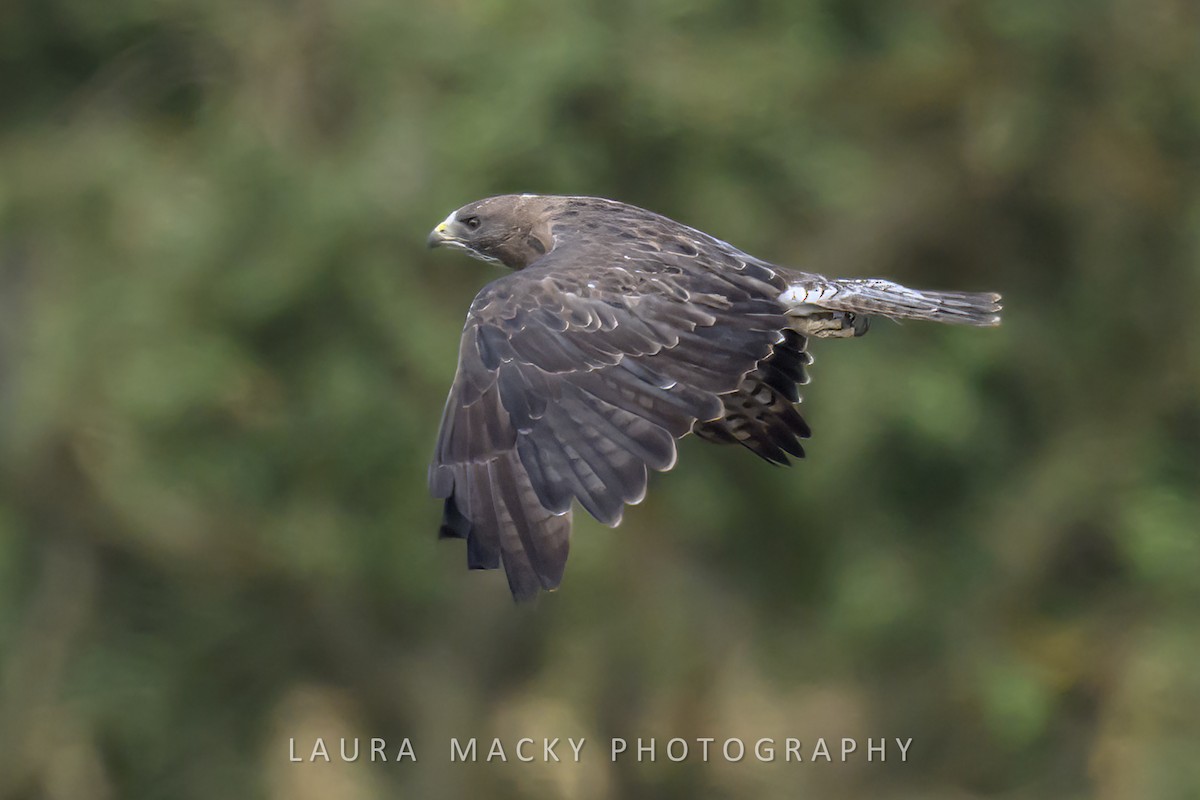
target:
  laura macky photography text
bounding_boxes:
[288,736,914,764]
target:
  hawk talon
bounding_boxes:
[789,311,869,338]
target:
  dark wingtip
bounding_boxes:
[505,566,544,603]
[438,497,471,539]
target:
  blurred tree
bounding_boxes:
[1,0,1198,798]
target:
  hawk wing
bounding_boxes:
[429,247,789,600]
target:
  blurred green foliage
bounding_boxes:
[2,0,1199,798]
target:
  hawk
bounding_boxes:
[427,194,1001,600]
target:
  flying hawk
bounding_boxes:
[427,194,1001,600]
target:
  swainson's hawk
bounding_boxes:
[427,194,1001,600]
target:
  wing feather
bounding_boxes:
[430,243,796,600]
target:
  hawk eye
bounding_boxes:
[461,215,481,231]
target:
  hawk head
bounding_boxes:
[427,194,557,269]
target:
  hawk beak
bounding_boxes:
[427,222,452,249]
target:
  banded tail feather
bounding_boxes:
[779,278,1002,330]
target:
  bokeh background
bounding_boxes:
[2,1,1199,798]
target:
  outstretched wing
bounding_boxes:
[430,248,788,600]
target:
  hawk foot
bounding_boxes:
[789,311,870,338]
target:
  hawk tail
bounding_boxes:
[779,278,1002,327]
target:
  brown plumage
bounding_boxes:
[427,194,1001,600]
